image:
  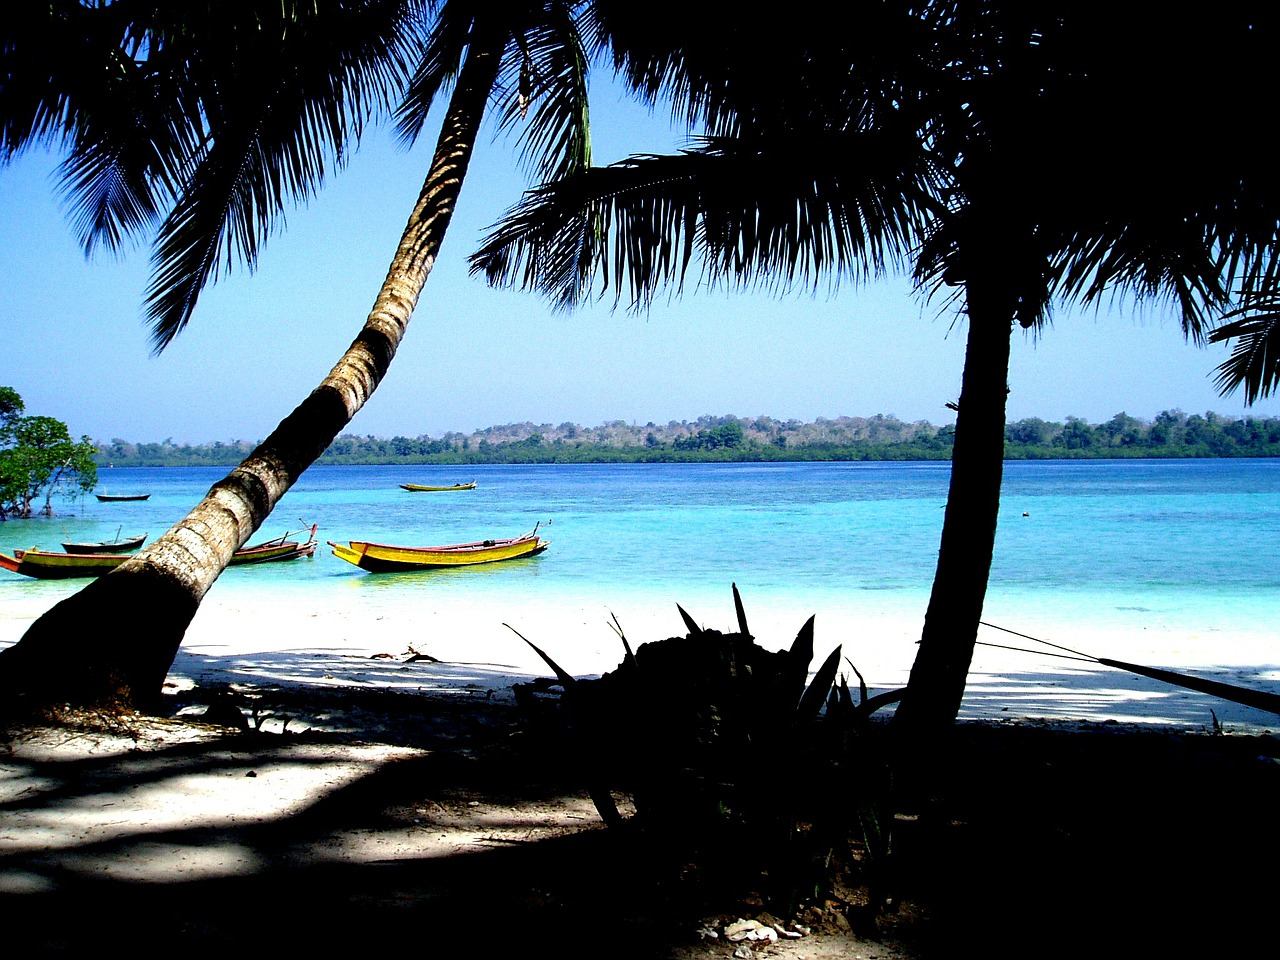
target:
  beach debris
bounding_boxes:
[725,918,780,943]
[699,917,806,948]
[369,646,439,663]
[249,704,294,734]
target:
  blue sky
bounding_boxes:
[2,76,1277,445]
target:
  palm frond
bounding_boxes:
[56,114,181,255]
[399,2,591,178]
[1210,298,1280,404]
[0,0,105,158]
[472,129,934,309]
[491,2,591,184]
[1048,218,1226,343]
[144,0,420,348]
[56,42,203,255]
[2,2,196,253]
[394,0,471,145]
[592,1,940,142]
[4,2,419,347]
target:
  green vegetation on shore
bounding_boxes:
[95,409,1280,467]
[2,387,98,517]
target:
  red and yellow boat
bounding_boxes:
[1,526,318,579]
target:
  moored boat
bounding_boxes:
[329,527,547,572]
[225,524,320,566]
[95,493,150,502]
[399,481,477,492]
[1,549,127,578]
[61,529,147,554]
[227,538,318,566]
[1,525,319,579]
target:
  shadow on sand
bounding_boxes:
[4,683,1279,959]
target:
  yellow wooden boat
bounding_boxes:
[1,525,319,579]
[399,481,476,492]
[0,549,128,578]
[329,528,547,572]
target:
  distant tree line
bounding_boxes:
[92,410,1280,467]
[98,438,260,468]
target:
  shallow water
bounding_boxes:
[3,459,1279,730]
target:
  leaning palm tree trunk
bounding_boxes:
[893,269,1013,739]
[0,30,506,716]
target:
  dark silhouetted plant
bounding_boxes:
[512,583,903,921]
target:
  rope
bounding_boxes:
[974,638,1094,663]
[976,620,1280,717]
[979,620,1095,660]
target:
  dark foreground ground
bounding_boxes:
[3,691,1277,960]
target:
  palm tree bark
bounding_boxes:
[0,26,506,717]
[893,265,1013,739]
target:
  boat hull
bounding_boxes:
[1,538,316,579]
[61,534,147,554]
[399,482,476,492]
[227,540,318,565]
[330,533,547,572]
[1,550,125,578]
[95,494,150,502]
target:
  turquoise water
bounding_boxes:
[4,458,1280,672]
[3,458,1279,729]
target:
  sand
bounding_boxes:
[4,567,1277,732]
[159,588,1280,735]
[3,591,1279,958]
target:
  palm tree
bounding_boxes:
[893,0,1280,735]
[471,1,1278,738]
[0,0,592,714]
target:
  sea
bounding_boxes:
[2,459,1279,731]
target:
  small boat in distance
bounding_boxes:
[329,526,547,572]
[95,492,150,502]
[1,524,319,579]
[399,481,477,492]
[61,528,147,554]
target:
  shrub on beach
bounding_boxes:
[513,585,903,924]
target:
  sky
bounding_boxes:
[2,76,1278,445]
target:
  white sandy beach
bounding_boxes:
[5,587,1280,733]
[3,583,1277,734]
[160,587,1280,735]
